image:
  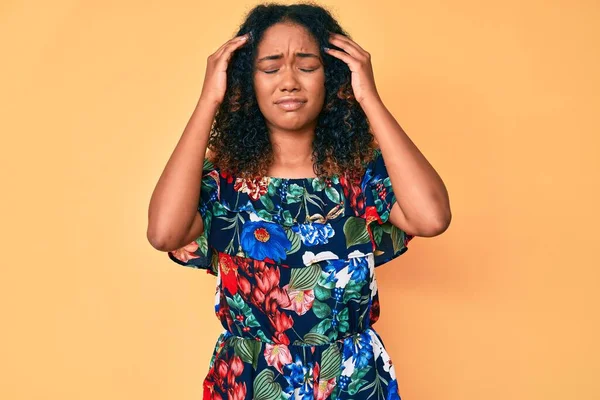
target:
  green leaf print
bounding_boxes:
[213,201,228,217]
[343,280,365,303]
[226,293,259,327]
[256,209,273,221]
[318,271,336,289]
[282,210,294,227]
[384,176,392,188]
[232,337,261,370]
[345,279,364,293]
[312,300,332,318]
[295,332,330,345]
[260,194,275,211]
[244,313,261,328]
[310,318,332,335]
[256,329,273,344]
[285,183,304,204]
[391,224,408,254]
[311,177,326,191]
[353,363,370,380]
[253,369,283,400]
[336,308,350,333]
[320,345,342,381]
[196,234,208,256]
[348,378,370,396]
[343,216,371,247]
[371,223,383,247]
[267,178,281,196]
[343,289,361,303]
[288,264,321,290]
[313,285,331,301]
[226,293,245,310]
[382,222,392,234]
[285,228,302,255]
[325,186,341,203]
[347,366,372,397]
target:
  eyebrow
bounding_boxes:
[257,52,321,63]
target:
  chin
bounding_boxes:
[271,119,314,131]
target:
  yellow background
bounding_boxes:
[2,0,598,399]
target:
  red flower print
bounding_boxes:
[233,176,270,201]
[216,290,235,332]
[369,297,380,325]
[254,264,283,303]
[203,380,221,400]
[364,205,384,248]
[282,285,315,315]
[203,353,247,400]
[269,312,294,342]
[229,259,296,346]
[230,355,245,377]
[237,275,252,297]
[265,287,292,313]
[227,382,247,400]
[313,361,337,400]
[220,170,234,184]
[218,253,238,295]
[339,174,365,216]
[264,342,292,373]
[272,330,291,346]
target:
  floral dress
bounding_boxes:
[168,148,414,400]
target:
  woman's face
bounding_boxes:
[252,22,326,134]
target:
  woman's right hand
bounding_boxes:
[199,33,250,106]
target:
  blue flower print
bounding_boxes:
[283,353,314,394]
[240,220,292,262]
[292,222,335,246]
[343,330,374,369]
[387,379,401,400]
[348,256,369,282]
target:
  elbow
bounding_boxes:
[416,211,452,237]
[147,229,167,251]
[429,211,452,236]
[147,226,178,252]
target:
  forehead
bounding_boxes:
[256,22,319,53]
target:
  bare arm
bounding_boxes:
[146,97,219,251]
[361,96,452,237]
[147,33,250,252]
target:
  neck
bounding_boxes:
[270,130,314,167]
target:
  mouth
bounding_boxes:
[275,100,307,111]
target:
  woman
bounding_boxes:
[148,3,451,399]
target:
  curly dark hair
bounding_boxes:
[208,1,377,181]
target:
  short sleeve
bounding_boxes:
[363,149,415,267]
[167,158,219,276]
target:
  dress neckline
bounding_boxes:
[264,175,319,182]
[211,163,340,183]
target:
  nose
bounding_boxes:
[278,66,301,92]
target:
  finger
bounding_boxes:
[213,34,249,60]
[324,47,355,66]
[328,33,368,59]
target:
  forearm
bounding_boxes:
[147,97,220,250]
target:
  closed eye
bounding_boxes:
[264,69,318,74]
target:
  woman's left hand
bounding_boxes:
[325,33,381,105]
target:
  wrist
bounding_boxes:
[197,96,222,110]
